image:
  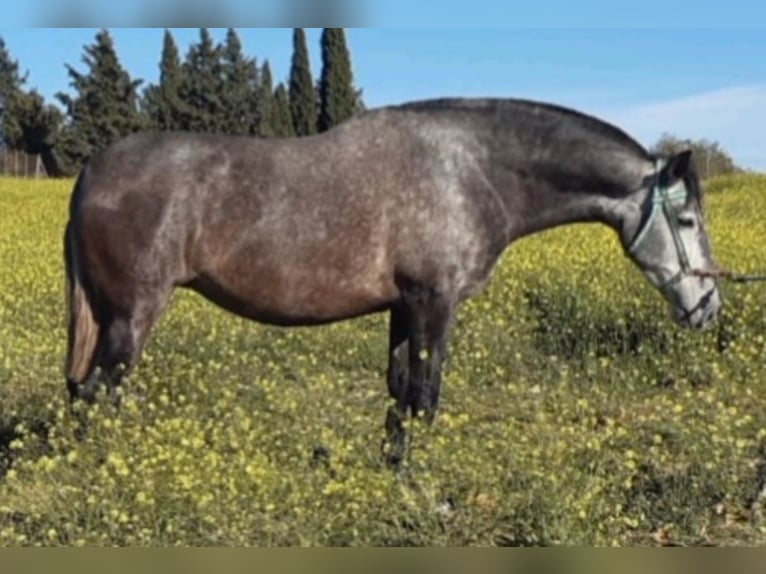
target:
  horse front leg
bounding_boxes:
[386,304,410,407]
[383,288,455,466]
[383,304,411,466]
[404,288,454,423]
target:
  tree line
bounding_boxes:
[0,28,362,177]
[650,133,739,181]
[0,28,743,179]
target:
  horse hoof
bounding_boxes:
[67,378,100,405]
[107,385,123,409]
[384,451,404,470]
[382,406,410,469]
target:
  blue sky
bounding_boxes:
[1,24,765,169]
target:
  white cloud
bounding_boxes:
[596,85,766,171]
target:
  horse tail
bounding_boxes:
[64,218,101,389]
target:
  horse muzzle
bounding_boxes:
[671,283,722,330]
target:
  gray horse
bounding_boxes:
[64,97,722,451]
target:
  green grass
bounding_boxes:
[1,174,766,546]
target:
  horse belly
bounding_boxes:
[193,251,398,326]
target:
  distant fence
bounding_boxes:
[0,148,48,178]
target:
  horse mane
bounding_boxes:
[392,97,652,161]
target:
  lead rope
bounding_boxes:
[693,269,766,284]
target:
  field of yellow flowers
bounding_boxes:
[1,174,765,546]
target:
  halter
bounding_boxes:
[627,160,766,286]
[627,159,692,293]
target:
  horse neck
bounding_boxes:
[490,150,653,243]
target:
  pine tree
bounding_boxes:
[220,28,260,136]
[288,28,317,137]
[258,61,275,137]
[56,29,144,174]
[179,28,224,133]
[143,29,186,131]
[318,28,358,132]
[272,83,295,138]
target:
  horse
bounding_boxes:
[63,97,723,457]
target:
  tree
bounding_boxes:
[143,29,187,131]
[179,28,224,133]
[288,28,317,137]
[55,29,144,175]
[272,83,295,138]
[220,28,260,136]
[0,37,63,175]
[651,133,739,180]
[354,88,367,114]
[0,36,28,148]
[15,90,63,154]
[258,61,275,137]
[318,28,358,132]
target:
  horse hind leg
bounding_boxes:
[96,293,170,405]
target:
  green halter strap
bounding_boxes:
[627,159,691,292]
[629,160,766,286]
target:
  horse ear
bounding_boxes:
[663,150,693,184]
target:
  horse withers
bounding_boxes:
[64,98,722,456]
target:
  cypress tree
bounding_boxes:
[272,83,295,138]
[318,28,357,132]
[288,28,317,137]
[143,29,186,131]
[179,28,224,133]
[56,29,144,174]
[220,28,260,136]
[258,60,275,137]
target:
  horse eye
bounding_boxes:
[676,215,696,228]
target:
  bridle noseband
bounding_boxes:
[627,160,694,293]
